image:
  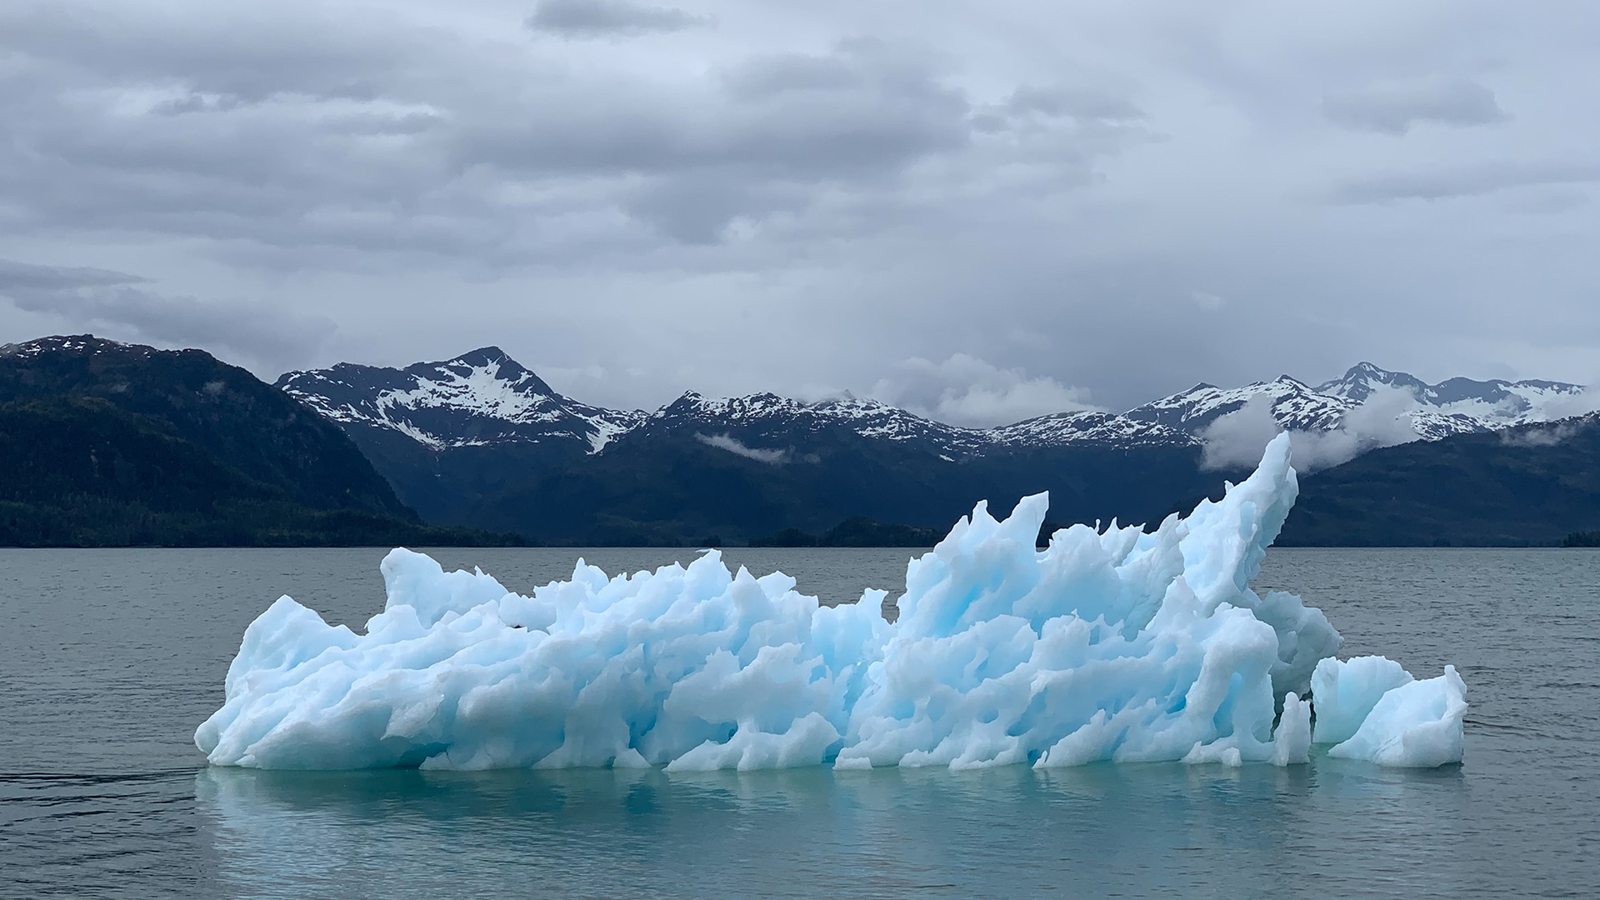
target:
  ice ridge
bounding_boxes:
[195,434,1466,771]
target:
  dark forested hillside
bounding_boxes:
[470,424,1234,546]
[0,337,516,546]
[1280,416,1600,546]
[0,335,410,514]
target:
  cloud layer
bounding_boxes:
[0,1,1597,415]
[870,354,1098,428]
[0,259,334,371]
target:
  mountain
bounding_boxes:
[277,347,641,453]
[277,349,1591,545]
[0,336,515,546]
[276,348,644,526]
[278,349,1231,543]
[1315,362,1585,440]
[1125,376,1350,434]
[1280,415,1600,546]
[989,410,1195,448]
[1124,364,1584,443]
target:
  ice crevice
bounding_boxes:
[195,434,1467,771]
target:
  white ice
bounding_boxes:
[195,434,1466,771]
[1313,657,1468,767]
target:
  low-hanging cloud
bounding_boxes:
[870,354,1098,429]
[695,432,791,464]
[1199,386,1424,473]
[1499,421,1585,448]
[1528,384,1600,421]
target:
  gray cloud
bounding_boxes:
[1500,421,1583,448]
[527,0,709,38]
[0,259,148,291]
[1330,160,1600,204]
[0,11,1088,261]
[0,1,1597,408]
[1322,80,1507,135]
[870,354,1098,429]
[0,259,334,370]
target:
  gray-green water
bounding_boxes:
[2,547,1597,898]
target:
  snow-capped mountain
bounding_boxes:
[280,352,1588,462]
[989,410,1196,449]
[637,391,994,459]
[1315,362,1585,439]
[0,334,161,361]
[272,348,1594,544]
[276,348,643,453]
[1125,376,1350,435]
[1124,364,1586,443]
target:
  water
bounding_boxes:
[1,547,1596,899]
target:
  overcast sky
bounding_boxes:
[1,0,1596,424]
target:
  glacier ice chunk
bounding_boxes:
[195,434,1464,772]
[1326,665,1468,768]
[1310,655,1415,746]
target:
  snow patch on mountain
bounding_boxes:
[0,334,149,360]
[1127,376,1350,436]
[648,390,994,457]
[990,411,1198,449]
[277,349,643,454]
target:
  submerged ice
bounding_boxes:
[195,435,1467,771]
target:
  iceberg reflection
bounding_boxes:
[196,761,1469,900]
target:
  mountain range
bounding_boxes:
[276,347,1593,544]
[0,332,1591,547]
[281,348,1584,454]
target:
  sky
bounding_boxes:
[1,0,1597,425]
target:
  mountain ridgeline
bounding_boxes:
[280,354,1230,545]
[0,334,1591,547]
[276,346,1597,547]
[0,336,516,546]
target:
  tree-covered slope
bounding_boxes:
[1280,416,1600,546]
[0,335,411,515]
[473,422,1232,546]
[0,337,516,546]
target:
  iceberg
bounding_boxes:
[195,434,1466,771]
[1313,657,1468,767]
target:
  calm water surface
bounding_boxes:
[1,547,1596,899]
